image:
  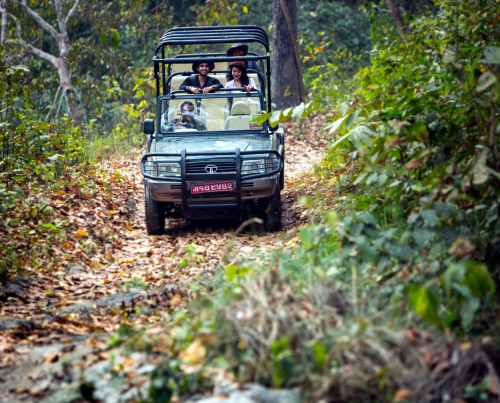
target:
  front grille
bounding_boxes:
[186,160,236,174]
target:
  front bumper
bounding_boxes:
[141,148,282,219]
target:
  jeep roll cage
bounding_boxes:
[152,25,272,110]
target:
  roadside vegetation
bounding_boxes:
[1,0,499,402]
[130,1,500,401]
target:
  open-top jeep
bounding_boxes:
[141,26,284,235]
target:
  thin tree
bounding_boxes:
[385,0,407,36]
[0,0,9,47]
[1,0,82,125]
[271,0,304,109]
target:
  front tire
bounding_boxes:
[263,184,282,232]
[145,189,165,235]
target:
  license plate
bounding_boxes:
[191,182,234,194]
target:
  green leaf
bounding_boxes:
[282,107,294,119]
[269,111,281,127]
[325,211,338,232]
[310,341,327,368]
[464,261,495,298]
[443,262,466,295]
[47,154,64,161]
[409,287,441,328]
[291,103,305,119]
[460,297,480,328]
[225,264,237,282]
[480,46,500,65]
[326,115,349,134]
[476,71,497,92]
[253,112,271,125]
[100,31,107,45]
[110,29,120,48]
[299,226,326,251]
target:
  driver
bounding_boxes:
[168,101,206,131]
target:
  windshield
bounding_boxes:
[160,92,265,133]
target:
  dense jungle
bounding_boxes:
[0,0,499,402]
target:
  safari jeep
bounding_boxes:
[141,26,284,235]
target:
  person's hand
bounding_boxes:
[189,86,200,94]
[244,85,254,92]
[202,85,216,94]
[175,122,183,126]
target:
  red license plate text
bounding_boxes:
[191,182,234,194]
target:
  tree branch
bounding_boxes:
[65,0,80,26]
[54,0,65,36]
[8,33,58,68]
[12,0,59,40]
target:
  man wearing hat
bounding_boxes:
[180,61,223,94]
[226,43,260,72]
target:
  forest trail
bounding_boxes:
[0,115,327,402]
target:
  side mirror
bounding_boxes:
[144,119,154,135]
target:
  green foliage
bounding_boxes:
[0,59,87,194]
[308,0,500,330]
[131,2,500,399]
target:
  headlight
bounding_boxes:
[243,159,266,175]
[157,162,180,177]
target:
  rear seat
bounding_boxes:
[169,73,228,92]
[225,101,252,130]
[200,98,229,131]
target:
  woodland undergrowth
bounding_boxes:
[1,1,500,401]
[138,1,500,402]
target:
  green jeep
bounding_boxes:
[141,25,284,235]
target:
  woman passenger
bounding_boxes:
[226,61,258,92]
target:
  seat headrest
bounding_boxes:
[231,101,251,116]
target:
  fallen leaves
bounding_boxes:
[0,118,326,400]
[75,229,88,237]
[180,339,207,366]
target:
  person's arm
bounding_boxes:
[249,77,258,91]
[180,76,197,93]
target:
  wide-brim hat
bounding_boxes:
[192,61,215,73]
[228,61,247,71]
[226,43,248,56]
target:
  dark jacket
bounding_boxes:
[245,61,261,72]
[180,75,223,93]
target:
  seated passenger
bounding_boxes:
[167,101,206,131]
[180,61,223,94]
[226,43,261,73]
[226,61,258,92]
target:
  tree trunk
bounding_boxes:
[57,56,82,125]
[0,0,9,48]
[2,0,83,126]
[173,0,183,26]
[271,0,303,109]
[385,0,406,36]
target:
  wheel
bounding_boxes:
[145,189,165,235]
[262,183,282,232]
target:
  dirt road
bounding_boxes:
[0,116,326,402]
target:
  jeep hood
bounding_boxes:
[151,135,272,154]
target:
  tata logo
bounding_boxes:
[205,164,218,174]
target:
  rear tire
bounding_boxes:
[145,189,165,235]
[263,184,282,232]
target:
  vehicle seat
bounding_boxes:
[199,98,228,131]
[225,101,252,130]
